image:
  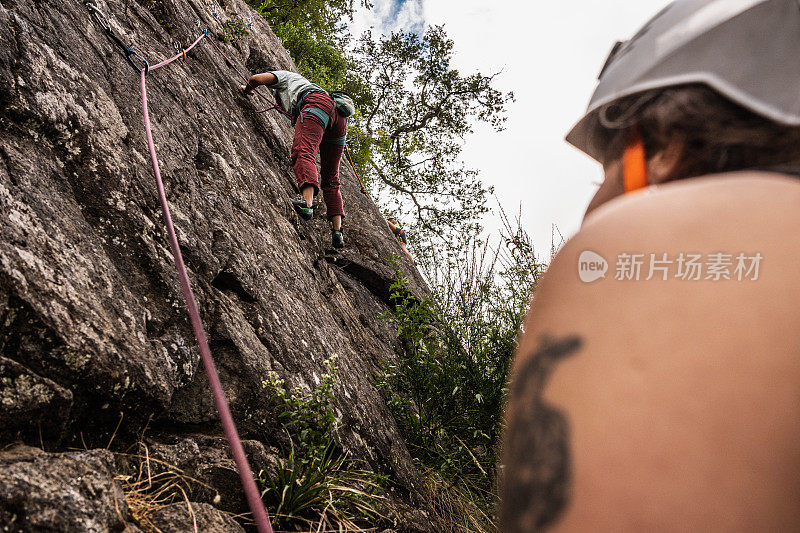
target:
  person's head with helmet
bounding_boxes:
[569,0,800,216]
[501,2,800,532]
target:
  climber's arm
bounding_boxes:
[242,72,278,95]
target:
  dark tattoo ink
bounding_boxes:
[500,335,583,532]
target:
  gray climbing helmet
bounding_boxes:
[566,0,800,161]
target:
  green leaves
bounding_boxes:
[261,357,339,464]
[259,357,387,529]
[248,0,367,91]
[259,440,386,529]
[378,216,541,531]
[221,19,249,43]
[349,25,513,246]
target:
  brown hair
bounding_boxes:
[599,84,800,179]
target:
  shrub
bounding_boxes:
[379,213,541,531]
[259,357,387,530]
[221,19,249,43]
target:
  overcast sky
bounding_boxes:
[351,0,673,255]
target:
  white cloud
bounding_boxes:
[351,0,425,37]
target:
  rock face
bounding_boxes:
[0,355,73,439]
[0,0,429,528]
[147,502,244,533]
[0,446,128,532]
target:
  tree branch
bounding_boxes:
[367,157,443,237]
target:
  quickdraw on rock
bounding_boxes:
[172,40,187,61]
[85,1,148,74]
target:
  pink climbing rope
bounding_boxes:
[149,32,207,70]
[139,48,274,533]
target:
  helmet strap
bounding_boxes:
[623,126,648,193]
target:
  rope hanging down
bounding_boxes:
[85,12,375,529]
[344,144,370,198]
[141,47,274,533]
[86,4,273,532]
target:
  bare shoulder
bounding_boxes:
[583,171,800,241]
[521,172,800,350]
[503,173,800,532]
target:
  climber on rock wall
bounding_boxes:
[243,70,348,249]
[386,217,413,263]
[501,0,800,531]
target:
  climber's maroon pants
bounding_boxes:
[291,92,348,220]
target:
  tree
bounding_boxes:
[249,0,364,40]
[248,0,370,90]
[351,26,513,245]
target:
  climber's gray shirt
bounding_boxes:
[269,70,325,114]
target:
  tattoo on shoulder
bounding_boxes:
[500,335,583,532]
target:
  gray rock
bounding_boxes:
[0,355,72,439]
[396,509,439,533]
[0,446,128,532]
[0,0,431,521]
[146,502,244,532]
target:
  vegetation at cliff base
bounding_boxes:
[380,214,541,531]
[260,358,388,531]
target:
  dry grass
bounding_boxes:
[114,442,237,533]
[423,470,496,533]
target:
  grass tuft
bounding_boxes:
[115,442,234,532]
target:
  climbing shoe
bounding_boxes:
[331,229,344,249]
[291,196,313,220]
